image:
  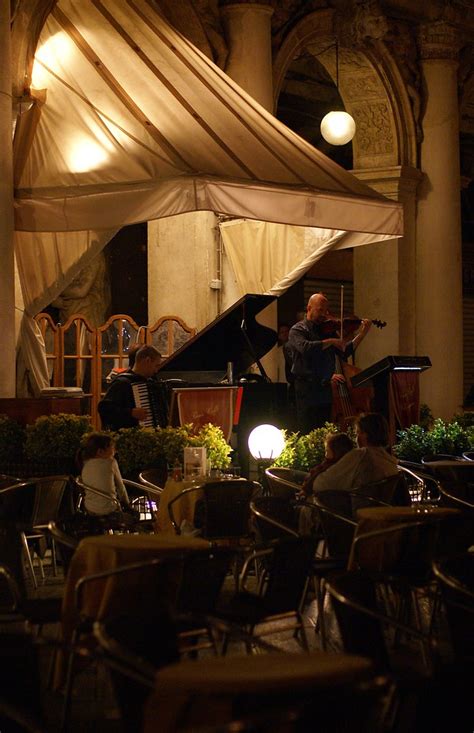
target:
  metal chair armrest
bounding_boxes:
[74,478,122,511]
[74,557,167,614]
[0,480,34,494]
[249,500,299,538]
[167,485,204,534]
[0,564,22,613]
[123,478,163,500]
[138,474,164,494]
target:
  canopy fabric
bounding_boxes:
[220,220,395,298]
[13,0,403,317]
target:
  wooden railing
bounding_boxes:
[35,312,195,427]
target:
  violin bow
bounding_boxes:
[340,284,344,342]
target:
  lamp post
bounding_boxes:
[248,424,285,491]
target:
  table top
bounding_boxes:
[154,651,374,692]
[145,652,375,733]
[75,532,209,552]
[355,505,460,523]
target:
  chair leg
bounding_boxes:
[295,612,310,652]
[60,630,80,733]
[37,556,45,581]
[314,577,328,651]
[51,538,58,577]
[20,532,38,589]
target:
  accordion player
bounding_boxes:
[98,345,167,431]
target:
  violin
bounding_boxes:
[319,314,387,339]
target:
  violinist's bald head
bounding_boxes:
[307,293,329,323]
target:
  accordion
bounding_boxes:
[131,380,168,428]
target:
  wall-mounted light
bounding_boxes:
[320,42,356,146]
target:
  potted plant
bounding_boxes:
[113,426,164,479]
[24,413,92,476]
[393,417,471,463]
[113,423,233,479]
[0,414,26,475]
[273,423,344,472]
[190,423,232,471]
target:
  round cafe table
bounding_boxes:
[155,477,203,533]
[144,651,377,733]
[348,505,460,572]
[55,532,209,689]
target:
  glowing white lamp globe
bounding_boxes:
[320,111,356,146]
[248,424,285,461]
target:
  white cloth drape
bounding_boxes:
[220,219,395,297]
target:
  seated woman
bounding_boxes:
[301,432,354,497]
[299,432,353,535]
[312,413,398,495]
[79,432,136,525]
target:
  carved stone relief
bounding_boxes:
[352,101,394,156]
[418,20,460,60]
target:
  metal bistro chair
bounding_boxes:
[73,477,155,533]
[264,467,308,499]
[250,496,345,650]
[397,465,442,505]
[0,476,71,588]
[215,534,318,654]
[432,553,474,666]
[168,479,258,543]
[0,520,63,629]
[129,472,165,520]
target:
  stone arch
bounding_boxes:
[273,9,418,170]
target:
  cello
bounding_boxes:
[324,288,386,428]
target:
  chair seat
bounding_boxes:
[216,590,282,624]
[20,596,63,625]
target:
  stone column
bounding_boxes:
[353,166,422,367]
[416,22,462,419]
[220,0,277,379]
[0,2,16,396]
[220,1,274,112]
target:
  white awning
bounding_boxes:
[14,0,403,315]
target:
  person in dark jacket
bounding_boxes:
[98,345,162,430]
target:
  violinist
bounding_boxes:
[288,292,372,434]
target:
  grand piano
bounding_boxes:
[155,294,288,477]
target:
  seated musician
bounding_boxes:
[98,344,162,430]
[311,413,398,495]
[288,292,371,434]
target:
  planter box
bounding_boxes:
[0,459,76,479]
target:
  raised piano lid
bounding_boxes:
[156,293,277,380]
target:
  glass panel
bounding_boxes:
[46,357,55,384]
[152,325,169,357]
[172,321,191,353]
[101,319,139,355]
[44,327,55,355]
[63,324,79,356]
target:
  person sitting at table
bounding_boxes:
[299,431,354,535]
[79,432,136,525]
[301,432,354,497]
[311,412,398,495]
